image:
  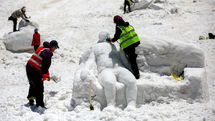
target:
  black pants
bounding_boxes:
[124,0,131,13]
[34,45,39,51]
[26,64,44,107]
[123,43,140,79]
[8,16,17,32]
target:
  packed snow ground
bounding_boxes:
[0,0,215,121]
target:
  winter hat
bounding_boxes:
[34,28,38,33]
[113,15,125,25]
[43,41,50,48]
[50,40,59,48]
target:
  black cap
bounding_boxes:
[50,40,59,48]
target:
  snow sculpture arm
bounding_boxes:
[79,47,103,93]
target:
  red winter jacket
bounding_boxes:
[32,32,40,46]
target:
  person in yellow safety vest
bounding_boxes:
[108,15,140,79]
[26,40,59,108]
[124,0,135,14]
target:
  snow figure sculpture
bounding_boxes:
[72,31,137,109]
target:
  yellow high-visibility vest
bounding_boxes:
[117,25,140,50]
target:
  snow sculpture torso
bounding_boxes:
[72,32,137,109]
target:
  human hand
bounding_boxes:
[42,72,50,81]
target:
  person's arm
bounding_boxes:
[37,33,41,45]
[23,12,28,18]
[41,49,53,74]
[32,34,35,46]
[20,11,30,22]
[111,26,122,42]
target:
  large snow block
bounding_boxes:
[181,68,208,101]
[136,37,205,75]
[3,20,38,52]
[72,67,208,109]
[136,68,208,104]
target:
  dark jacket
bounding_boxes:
[26,48,53,74]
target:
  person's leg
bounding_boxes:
[26,71,36,105]
[34,45,39,51]
[34,73,44,107]
[115,67,137,106]
[12,18,17,32]
[124,1,128,14]
[128,1,131,12]
[124,47,140,79]
[98,69,117,106]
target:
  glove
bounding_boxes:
[106,38,113,43]
[25,19,30,22]
[106,37,111,42]
[42,72,50,81]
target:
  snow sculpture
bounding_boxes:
[3,20,38,52]
[72,31,137,109]
[72,33,208,110]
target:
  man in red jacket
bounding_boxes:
[31,28,40,51]
[26,40,59,108]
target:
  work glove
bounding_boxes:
[42,72,50,81]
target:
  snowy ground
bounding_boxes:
[0,0,215,121]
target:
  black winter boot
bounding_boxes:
[29,100,34,106]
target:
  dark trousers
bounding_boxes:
[8,16,17,32]
[26,64,44,107]
[124,43,140,79]
[34,45,39,51]
[124,0,131,13]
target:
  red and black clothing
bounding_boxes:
[26,46,53,107]
[32,32,41,51]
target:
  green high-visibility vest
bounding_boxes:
[117,25,140,50]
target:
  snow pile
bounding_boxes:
[183,68,208,100]
[3,20,38,52]
[135,37,205,75]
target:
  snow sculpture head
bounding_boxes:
[98,31,110,43]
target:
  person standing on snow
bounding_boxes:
[31,28,40,51]
[8,6,30,32]
[26,40,59,108]
[124,0,135,14]
[108,15,140,79]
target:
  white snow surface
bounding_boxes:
[0,0,215,121]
